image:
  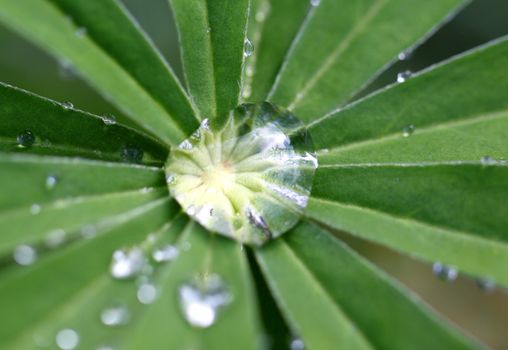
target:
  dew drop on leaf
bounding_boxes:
[481,155,496,165]
[17,129,35,148]
[55,328,79,350]
[290,336,305,350]
[476,278,496,293]
[120,145,144,164]
[179,274,232,328]
[402,124,415,137]
[13,244,37,266]
[397,70,412,83]
[244,38,254,57]
[398,49,412,61]
[310,0,321,7]
[45,175,58,190]
[62,101,74,110]
[152,244,179,263]
[30,203,41,215]
[165,102,317,246]
[75,27,87,38]
[100,114,117,126]
[137,282,158,304]
[432,262,458,281]
[101,305,130,327]
[110,247,147,280]
[45,229,66,248]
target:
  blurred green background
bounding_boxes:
[1,0,507,348]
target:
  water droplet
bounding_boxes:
[121,145,144,164]
[179,274,232,328]
[481,155,496,165]
[45,229,66,248]
[17,129,35,148]
[137,283,158,304]
[152,244,179,263]
[13,245,37,266]
[398,49,412,61]
[402,124,415,137]
[62,101,74,110]
[206,27,211,33]
[110,247,147,279]
[101,305,130,327]
[397,70,412,83]
[58,59,77,80]
[97,346,115,350]
[476,278,495,293]
[55,329,79,350]
[244,38,254,57]
[80,224,97,239]
[242,84,252,99]
[30,204,41,215]
[181,241,192,252]
[75,27,87,38]
[432,262,458,281]
[45,175,58,190]
[310,0,321,6]
[290,337,305,350]
[165,102,317,246]
[100,114,117,126]
[255,2,271,22]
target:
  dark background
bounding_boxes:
[1,0,507,348]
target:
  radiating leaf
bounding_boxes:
[0,0,188,145]
[169,0,249,124]
[0,153,165,210]
[126,224,261,350]
[268,0,467,122]
[0,83,167,164]
[308,36,508,151]
[0,197,175,348]
[277,222,481,349]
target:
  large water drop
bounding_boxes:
[110,247,147,279]
[165,102,317,246]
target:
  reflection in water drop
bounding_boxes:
[56,329,79,350]
[30,204,41,215]
[46,175,58,190]
[165,102,317,246]
[121,145,144,164]
[244,38,254,57]
[402,125,415,137]
[397,70,412,83]
[179,274,232,328]
[290,337,305,350]
[13,245,37,266]
[310,0,321,6]
[481,155,496,165]
[137,283,158,304]
[110,248,147,279]
[100,114,117,126]
[152,244,179,263]
[45,229,66,248]
[17,129,35,148]
[476,278,496,293]
[101,305,130,327]
[432,262,458,282]
[62,101,74,110]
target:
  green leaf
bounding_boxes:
[47,0,200,136]
[268,0,467,122]
[0,83,167,164]
[0,0,189,146]
[243,0,310,102]
[125,224,262,350]
[0,153,165,211]
[308,163,508,286]
[308,36,508,151]
[255,239,373,350]
[169,0,249,123]
[0,197,176,348]
[275,222,481,349]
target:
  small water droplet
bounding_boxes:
[17,129,35,148]
[55,329,79,350]
[290,337,305,350]
[165,174,176,185]
[481,155,496,165]
[397,70,412,83]
[139,187,154,194]
[100,114,117,126]
[45,229,66,248]
[398,49,412,61]
[58,59,77,80]
[121,145,144,164]
[432,262,458,281]
[100,305,130,327]
[110,247,147,279]
[45,175,58,190]
[178,140,193,150]
[402,124,415,137]
[242,84,252,99]
[245,65,255,77]
[206,27,211,33]
[179,274,232,328]
[13,245,37,266]
[97,346,115,350]
[30,204,41,215]
[137,283,158,304]
[310,0,321,6]
[80,224,97,239]
[244,38,254,57]
[152,244,179,263]
[75,27,87,38]
[476,278,496,293]
[62,101,74,110]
